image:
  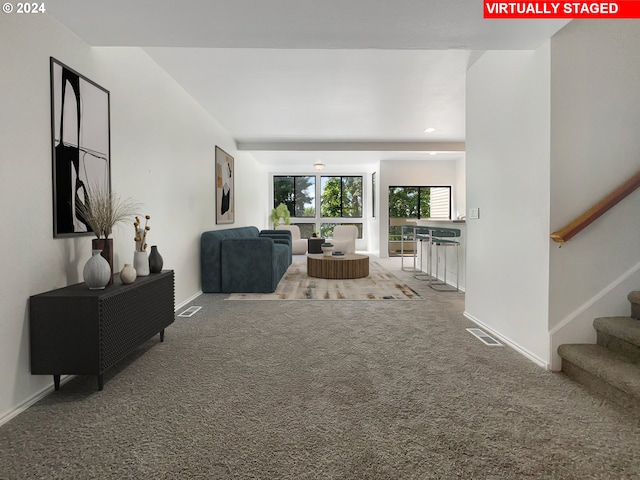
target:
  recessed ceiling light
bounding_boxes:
[429,152,437,156]
[424,127,436,133]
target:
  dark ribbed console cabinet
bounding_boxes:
[30,270,174,391]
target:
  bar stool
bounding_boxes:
[401,225,432,272]
[400,223,420,271]
[413,230,433,280]
[429,228,461,292]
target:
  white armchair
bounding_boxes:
[330,225,357,254]
[276,225,307,255]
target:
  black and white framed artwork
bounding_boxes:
[50,57,111,237]
[215,146,234,224]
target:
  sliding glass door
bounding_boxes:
[388,186,451,255]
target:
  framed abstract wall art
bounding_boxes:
[50,57,111,237]
[215,146,234,224]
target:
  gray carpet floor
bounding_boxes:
[1,257,639,479]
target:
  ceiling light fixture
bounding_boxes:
[314,162,325,171]
[424,127,436,133]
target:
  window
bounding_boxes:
[388,186,451,255]
[321,176,363,218]
[293,223,315,238]
[372,172,377,218]
[272,174,363,240]
[273,176,315,217]
[388,186,450,219]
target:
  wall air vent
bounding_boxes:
[466,328,502,346]
[178,306,202,317]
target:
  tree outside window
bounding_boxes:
[388,186,451,254]
[273,176,315,217]
[272,174,363,240]
[321,176,362,218]
[388,186,449,220]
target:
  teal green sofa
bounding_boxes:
[200,226,292,293]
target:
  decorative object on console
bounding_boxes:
[120,263,136,284]
[75,182,138,284]
[51,57,111,238]
[321,242,334,257]
[134,215,151,252]
[133,251,150,277]
[149,245,164,273]
[92,238,113,283]
[270,203,290,228]
[83,249,111,290]
[75,182,137,236]
[133,215,152,276]
[215,146,234,224]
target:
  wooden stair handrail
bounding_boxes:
[550,170,640,243]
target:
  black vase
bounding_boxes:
[148,245,164,273]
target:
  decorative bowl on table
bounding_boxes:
[321,243,334,257]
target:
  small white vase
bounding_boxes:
[120,263,137,284]
[83,249,111,290]
[133,251,150,277]
[321,243,334,257]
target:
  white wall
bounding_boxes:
[465,45,551,366]
[455,156,466,219]
[92,47,266,300]
[368,169,381,255]
[0,13,266,424]
[548,20,640,369]
[378,159,462,257]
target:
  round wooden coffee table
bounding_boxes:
[307,253,369,279]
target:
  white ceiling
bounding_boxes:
[46,0,568,167]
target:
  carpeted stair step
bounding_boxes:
[558,343,640,412]
[629,291,640,320]
[594,316,640,364]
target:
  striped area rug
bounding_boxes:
[226,261,423,300]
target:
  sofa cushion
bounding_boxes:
[201,226,259,293]
[259,230,293,264]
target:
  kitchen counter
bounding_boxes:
[413,219,466,291]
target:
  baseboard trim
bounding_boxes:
[176,291,202,311]
[549,260,640,337]
[0,375,74,428]
[463,311,548,369]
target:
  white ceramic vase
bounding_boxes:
[321,243,334,257]
[83,249,111,290]
[120,263,137,284]
[133,251,150,277]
